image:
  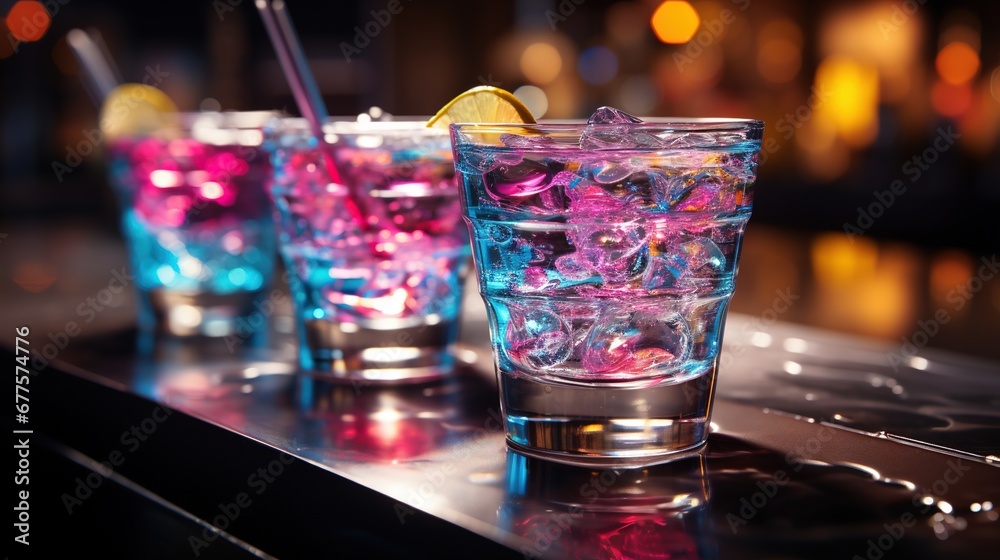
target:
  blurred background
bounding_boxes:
[2,0,999,360]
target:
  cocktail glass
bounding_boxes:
[452,110,763,465]
[107,111,279,338]
[265,119,470,383]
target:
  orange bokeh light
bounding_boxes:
[757,39,801,83]
[7,1,50,42]
[931,80,972,117]
[651,1,700,45]
[520,42,562,85]
[935,42,980,85]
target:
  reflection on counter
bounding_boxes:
[502,450,709,560]
[500,435,995,560]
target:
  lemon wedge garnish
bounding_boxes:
[99,83,178,141]
[426,86,536,129]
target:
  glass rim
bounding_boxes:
[269,116,448,137]
[174,110,284,130]
[107,111,283,146]
[451,117,764,133]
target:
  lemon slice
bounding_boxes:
[99,83,179,140]
[426,86,536,128]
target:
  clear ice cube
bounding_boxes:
[587,107,643,124]
[581,307,691,374]
[504,304,574,370]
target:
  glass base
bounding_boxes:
[298,317,459,384]
[506,439,708,469]
[501,366,716,467]
[139,288,271,339]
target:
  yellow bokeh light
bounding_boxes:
[935,42,980,85]
[651,1,700,45]
[520,42,562,85]
[814,55,879,148]
[811,233,879,286]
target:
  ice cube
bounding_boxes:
[571,224,650,284]
[483,160,553,199]
[580,129,666,150]
[642,255,686,291]
[657,170,737,212]
[681,237,726,272]
[485,224,514,245]
[594,162,634,185]
[642,237,727,291]
[457,147,500,174]
[504,304,574,370]
[580,106,662,149]
[554,254,596,281]
[500,133,555,149]
[582,308,691,375]
[587,106,643,124]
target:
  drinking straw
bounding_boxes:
[254,0,371,242]
[66,28,120,105]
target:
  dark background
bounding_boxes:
[2,0,999,359]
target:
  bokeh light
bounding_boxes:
[520,42,562,85]
[577,46,618,86]
[512,85,548,119]
[814,55,879,148]
[757,39,801,84]
[935,42,980,85]
[931,80,972,117]
[650,1,700,45]
[7,1,50,42]
[757,19,802,84]
[930,251,973,307]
